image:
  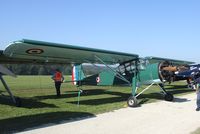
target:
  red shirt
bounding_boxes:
[54,71,63,82]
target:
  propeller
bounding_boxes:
[159,61,176,83]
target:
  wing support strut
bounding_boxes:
[135,82,155,98]
[0,74,21,106]
[94,55,131,85]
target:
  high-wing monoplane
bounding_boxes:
[0,39,195,107]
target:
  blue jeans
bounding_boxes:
[197,90,200,108]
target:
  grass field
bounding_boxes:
[191,127,200,134]
[0,75,194,133]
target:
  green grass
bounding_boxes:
[0,75,194,133]
[191,127,200,134]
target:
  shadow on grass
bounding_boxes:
[2,87,193,108]
[165,89,194,94]
[67,88,194,106]
[0,90,6,94]
[139,89,193,99]
[33,91,79,100]
[165,84,188,89]
[0,89,130,108]
[65,89,130,105]
[0,111,95,134]
[0,96,58,108]
[34,89,114,100]
[69,96,128,105]
[32,89,129,102]
[138,89,194,105]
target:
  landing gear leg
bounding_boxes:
[158,84,174,101]
[128,75,138,107]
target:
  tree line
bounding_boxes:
[4,64,72,75]
[3,64,103,75]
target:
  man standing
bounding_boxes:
[194,76,200,111]
[52,69,64,97]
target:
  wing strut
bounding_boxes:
[0,74,21,106]
[0,65,21,107]
[94,55,131,85]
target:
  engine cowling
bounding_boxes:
[158,61,188,83]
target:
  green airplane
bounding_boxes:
[0,39,194,107]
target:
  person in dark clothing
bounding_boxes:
[193,76,200,111]
[51,69,64,97]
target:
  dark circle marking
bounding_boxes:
[26,48,44,54]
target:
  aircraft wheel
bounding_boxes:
[164,93,174,101]
[15,97,22,107]
[127,96,138,107]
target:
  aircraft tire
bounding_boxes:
[164,93,174,101]
[127,96,138,107]
[15,97,22,107]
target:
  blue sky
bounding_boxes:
[0,0,199,62]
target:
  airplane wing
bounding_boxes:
[145,56,195,65]
[1,39,139,64]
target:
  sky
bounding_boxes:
[0,0,200,63]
